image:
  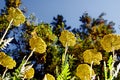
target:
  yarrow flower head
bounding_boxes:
[76,64,95,80]
[23,65,35,79]
[0,52,16,69]
[59,30,76,47]
[43,73,55,80]
[83,49,102,65]
[100,34,120,52]
[29,31,47,53]
[7,7,25,26]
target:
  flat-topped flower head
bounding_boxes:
[7,7,25,26]
[23,66,35,79]
[100,34,120,52]
[29,33,47,54]
[59,30,76,47]
[83,49,102,65]
[76,64,95,80]
[43,73,55,80]
[0,52,16,69]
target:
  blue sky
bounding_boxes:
[1,0,120,33]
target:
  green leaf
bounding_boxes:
[57,63,71,80]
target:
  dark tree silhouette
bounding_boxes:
[51,15,71,37]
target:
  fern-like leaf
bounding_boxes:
[57,63,71,80]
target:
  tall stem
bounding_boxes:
[22,48,35,68]
[64,43,68,58]
[104,61,107,80]
[20,48,35,75]
[0,19,13,44]
[62,43,68,66]
[25,48,35,65]
[2,67,8,79]
[90,61,93,80]
[110,47,115,80]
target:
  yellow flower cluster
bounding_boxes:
[29,34,47,54]
[59,30,76,47]
[43,73,55,80]
[100,34,120,52]
[7,7,25,26]
[0,52,16,69]
[23,66,35,79]
[83,49,102,65]
[76,64,95,80]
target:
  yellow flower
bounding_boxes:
[43,73,55,80]
[76,64,95,80]
[59,30,76,47]
[7,7,25,26]
[0,52,16,69]
[83,49,102,65]
[23,67,35,79]
[0,52,6,60]
[29,35,47,53]
[100,34,120,52]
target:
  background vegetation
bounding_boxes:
[0,0,120,80]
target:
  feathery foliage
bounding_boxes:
[57,63,71,80]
